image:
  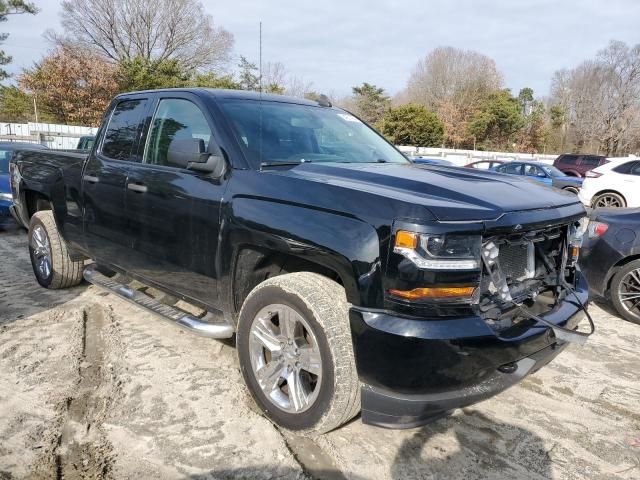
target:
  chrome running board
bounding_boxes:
[83,264,234,339]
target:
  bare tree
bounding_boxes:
[405,46,503,110]
[549,41,640,155]
[262,61,286,90]
[56,0,234,72]
[285,75,314,98]
[402,46,503,148]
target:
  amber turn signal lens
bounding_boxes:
[388,286,476,300]
[570,246,580,260]
[395,230,418,249]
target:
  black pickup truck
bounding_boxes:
[9,88,593,433]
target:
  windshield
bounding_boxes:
[0,150,10,174]
[219,99,409,166]
[541,165,565,177]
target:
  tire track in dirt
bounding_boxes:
[31,304,122,479]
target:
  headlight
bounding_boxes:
[0,192,12,202]
[393,230,481,270]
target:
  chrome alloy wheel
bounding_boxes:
[617,268,640,316]
[30,224,52,279]
[594,194,623,208]
[248,304,322,413]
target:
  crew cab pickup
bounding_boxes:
[10,89,592,433]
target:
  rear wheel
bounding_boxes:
[236,272,360,434]
[592,192,626,208]
[611,260,640,325]
[28,210,84,289]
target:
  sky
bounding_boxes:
[4,0,640,98]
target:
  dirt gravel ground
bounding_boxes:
[1,225,639,480]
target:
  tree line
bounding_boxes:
[0,0,638,156]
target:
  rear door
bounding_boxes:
[124,92,229,309]
[82,95,149,267]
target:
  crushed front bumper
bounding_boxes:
[349,272,589,429]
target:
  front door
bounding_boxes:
[124,94,228,309]
[82,96,149,267]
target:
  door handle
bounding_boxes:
[127,183,148,193]
[83,175,99,184]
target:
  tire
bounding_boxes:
[610,260,640,325]
[236,272,360,434]
[562,186,579,195]
[28,210,84,289]
[592,191,626,209]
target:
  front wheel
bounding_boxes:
[236,272,360,434]
[610,260,640,325]
[28,210,84,289]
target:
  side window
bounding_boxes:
[144,99,212,166]
[502,163,522,174]
[101,99,148,161]
[630,163,640,176]
[559,155,578,165]
[581,156,601,167]
[0,149,10,174]
[613,161,636,174]
[524,165,538,176]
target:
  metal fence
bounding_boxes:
[396,146,638,166]
[0,122,98,150]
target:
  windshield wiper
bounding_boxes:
[260,160,313,168]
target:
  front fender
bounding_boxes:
[220,196,384,309]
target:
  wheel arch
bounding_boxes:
[230,245,347,317]
[605,254,640,295]
[221,198,384,318]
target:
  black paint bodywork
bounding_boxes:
[580,208,640,298]
[10,88,589,428]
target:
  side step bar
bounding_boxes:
[83,264,234,339]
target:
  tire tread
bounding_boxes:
[29,210,84,289]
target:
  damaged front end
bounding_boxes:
[477,220,594,344]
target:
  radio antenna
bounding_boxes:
[259,21,263,93]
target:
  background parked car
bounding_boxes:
[76,135,95,151]
[553,153,607,177]
[464,160,504,170]
[408,155,454,166]
[494,161,583,193]
[0,142,47,228]
[579,159,640,208]
[580,208,640,324]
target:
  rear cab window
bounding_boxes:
[100,98,149,161]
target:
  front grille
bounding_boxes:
[499,243,531,282]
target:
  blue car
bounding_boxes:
[0,142,48,228]
[409,156,455,166]
[494,161,583,194]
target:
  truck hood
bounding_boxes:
[278,162,581,222]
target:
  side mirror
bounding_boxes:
[167,138,208,168]
[167,137,226,177]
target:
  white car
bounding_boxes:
[578,159,640,208]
